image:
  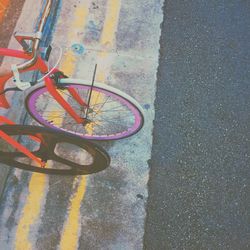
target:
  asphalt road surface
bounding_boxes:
[144,1,250,249]
[0,0,162,249]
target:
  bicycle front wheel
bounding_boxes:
[0,125,110,175]
[25,81,144,140]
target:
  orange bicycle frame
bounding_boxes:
[0,48,86,123]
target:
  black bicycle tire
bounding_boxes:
[0,125,110,175]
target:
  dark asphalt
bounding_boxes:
[144,1,250,249]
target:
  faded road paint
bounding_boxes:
[59,177,87,250]
[15,174,48,250]
[60,0,90,76]
[100,0,121,46]
[15,2,92,248]
[14,90,67,249]
[86,0,121,135]
[97,0,121,82]
[59,0,121,247]
[13,1,58,249]
[58,1,90,248]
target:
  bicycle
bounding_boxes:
[0,0,143,175]
[0,0,123,175]
[0,0,144,141]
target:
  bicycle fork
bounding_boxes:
[45,71,90,125]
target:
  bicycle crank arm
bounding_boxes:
[0,129,45,167]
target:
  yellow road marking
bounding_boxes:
[100,0,121,50]
[14,101,56,249]
[59,177,87,250]
[15,0,121,248]
[58,1,90,249]
[86,0,121,134]
[14,68,63,250]
[97,0,121,82]
[15,174,48,250]
[59,0,121,249]
[13,2,83,246]
[60,2,89,76]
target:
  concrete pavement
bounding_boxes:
[0,0,163,249]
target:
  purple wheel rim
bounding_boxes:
[27,84,143,140]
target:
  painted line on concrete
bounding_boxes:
[59,0,121,248]
[96,0,121,82]
[13,2,91,249]
[0,0,45,248]
[59,177,87,250]
[15,174,48,250]
[14,1,60,249]
[86,0,121,134]
[60,1,90,76]
[14,102,63,248]
[14,77,64,249]
[13,0,121,248]
[58,1,91,249]
[0,0,10,23]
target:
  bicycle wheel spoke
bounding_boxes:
[95,108,131,114]
[94,96,111,114]
[89,99,118,107]
[40,110,68,113]
[91,121,127,130]
[58,89,77,99]
[92,118,131,127]
[49,121,78,126]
